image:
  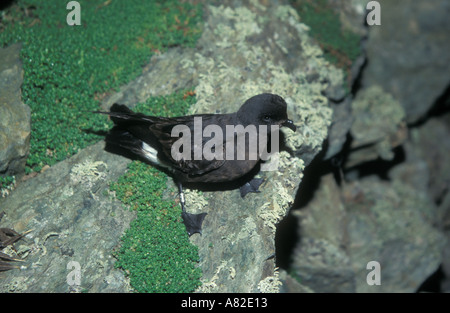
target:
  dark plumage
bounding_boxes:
[95,93,296,235]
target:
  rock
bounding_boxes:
[388,115,450,292]
[0,43,31,177]
[345,178,444,292]
[0,142,135,292]
[280,0,449,293]
[286,172,444,293]
[290,174,355,292]
[2,0,445,294]
[324,97,353,160]
[361,0,450,124]
[100,0,342,293]
[346,85,407,167]
[389,117,450,211]
[329,0,371,37]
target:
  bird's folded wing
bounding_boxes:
[150,117,226,176]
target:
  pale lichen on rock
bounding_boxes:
[184,188,209,214]
[347,85,407,166]
[351,85,406,146]
[70,159,108,189]
[195,260,229,293]
[258,180,295,233]
[257,267,283,293]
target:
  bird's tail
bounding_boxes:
[93,104,146,154]
[93,103,153,125]
[104,128,144,156]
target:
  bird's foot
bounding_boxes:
[239,177,265,198]
[182,211,207,236]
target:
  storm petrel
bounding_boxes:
[95,93,296,236]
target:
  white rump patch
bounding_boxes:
[142,142,160,165]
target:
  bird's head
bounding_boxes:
[237,93,297,132]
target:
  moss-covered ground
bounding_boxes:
[0,0,202,173]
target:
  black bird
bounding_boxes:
[95,93,296,236]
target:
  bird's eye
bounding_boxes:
[263,115,271,122]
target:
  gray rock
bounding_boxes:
[0,142,135,292]
[282,0,449,293]
[290,174,356,292]
[346,178,443,292]
[0,43,31,177]
[389,115,450,292]
[361,0,450,124]
[287,173,444,293]
[329,0,371,37]
[346,85,407,167]
[389,117,450,213]
[324,97,353,160]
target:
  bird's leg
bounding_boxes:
[178,182,207,236]
[239,177,265,198]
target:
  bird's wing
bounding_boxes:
[150,114,227,176]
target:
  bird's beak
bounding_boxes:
[281,119,296,132]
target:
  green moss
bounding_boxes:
[290,0,361,89]
[110,91,202,293]
[0,0,202,173]
[0,175,15,188]
[133,90,197,117]
[0,175,15,197]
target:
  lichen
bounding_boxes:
[257,151,305,232]
[278,150,305,178]
[70,160,108,189]
[8,231,59,270]
[259,180,296,233]
[195,260,228,293]
[184,188,209,214]
[350,85,406,160]
[4,276,28,292]
[257,267,283,293]
[195,262,238,292]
